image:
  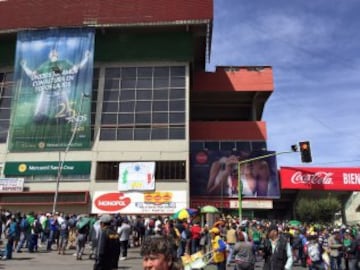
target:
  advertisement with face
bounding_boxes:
[190,149,280,199]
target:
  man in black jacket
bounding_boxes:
[93,214,120,270]
[262,224,293,270]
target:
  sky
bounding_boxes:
[208,0,360,168]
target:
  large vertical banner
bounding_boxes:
[190,149,280,199]
[9,28,94,151]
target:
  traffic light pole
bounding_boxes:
[237,150,296,221]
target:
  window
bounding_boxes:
[96,161,186,181]
[100,65,186,140]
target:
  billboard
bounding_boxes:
[280,167,360,191]
[190,150,280,199]
[91,190,187,214]
[118,162,155,191]
[9,28,94,151]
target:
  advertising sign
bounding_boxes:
[190,149,280,199]
[280,167,360,191]
[9,28,94,151]
[118,162,155,191]
[91,191,187,214]
[0,178,24,192]
[4,161,91,176]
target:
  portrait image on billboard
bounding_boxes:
[190,149,280,199]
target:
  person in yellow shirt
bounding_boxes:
[209,227,227,270]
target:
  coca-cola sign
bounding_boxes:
[280,167,360,191]
[291,171,333,185]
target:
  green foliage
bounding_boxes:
[295,196,341,223]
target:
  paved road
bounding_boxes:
[0,244,308,270]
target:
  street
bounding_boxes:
[0,244,309,270]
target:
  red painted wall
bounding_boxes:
[193,66,273,92]
[0,0,213,32]
[190,121,267,140]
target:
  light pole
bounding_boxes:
[52,92,89,214]
[237,150,296,221]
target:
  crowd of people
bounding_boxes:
[0,208,360,270]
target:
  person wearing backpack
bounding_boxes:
[15,213,31,253]
[305,232,323,270]
[58,215,70,255]
[262,224,293,270]
[29,215,42,252]
[233,231,256,270]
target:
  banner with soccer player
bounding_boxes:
[9,28,94,151]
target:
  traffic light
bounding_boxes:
[299,141,312,163]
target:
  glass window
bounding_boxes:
[153,101,168,112]
[154,78,169,88]
[102,102,118,113]
[104,78,120,90]
[169,113,185,123]
[122,67,137,78]
[152,112,168,123]
[117,128,133,140]
[118,114,134,124]
[135,101,152,112]
[135,113,151,124]
[120,90,135,100]
[170,88,185,99]
[151,127,168,140]
[121,79,136,89]
[136,90,152,100]
[101,65,186,141]
[171,66,186,76]
[100,128,117,140]
[138,67,153,77]
[105,67,121,78]
[169,127,185,139]
[169,100,185,111]
[103,90,119,101]
[137,78,152,89]
[134,128,150,140]
[153,89,169,100]
[119,101,135,113]
[170,77,186,87]
[154,67,169,77]
[101,114,118,124]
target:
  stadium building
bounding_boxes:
[0,0,282,217]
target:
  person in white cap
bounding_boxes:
[94,214,120,270]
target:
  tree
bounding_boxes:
[295,196,341,223]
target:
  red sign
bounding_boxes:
[280,167,360,191]
[94,192,131,212]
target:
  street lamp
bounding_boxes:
[52,92,89,213]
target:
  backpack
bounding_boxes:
[307,243,320,262]
[20,218,29,231]
[234,244,255,265]
[33,220,43,234]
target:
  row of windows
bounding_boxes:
[1,64,186,143]
[100,65,186,140]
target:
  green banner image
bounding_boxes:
[9,28,95,151]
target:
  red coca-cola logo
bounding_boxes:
[196,151,208,164]
[291,171,334,185]
[94,192,131,212]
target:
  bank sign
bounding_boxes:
[4,161,91,176]
[280,167,360,191]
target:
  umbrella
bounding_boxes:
[288,220,301,227]
[200,205,220,214]
[76,217,90,229]
[172,208,198,220]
